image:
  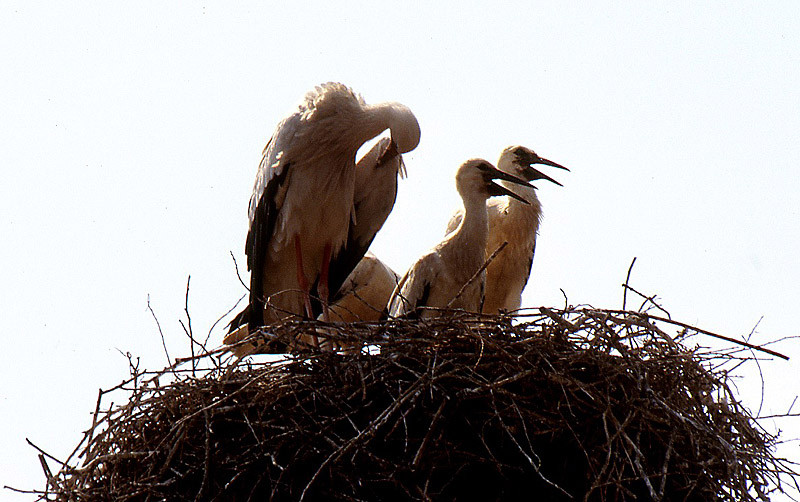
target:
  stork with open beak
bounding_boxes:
[444,146,568,314]
[388,159,531,318]
[224,83,420,356]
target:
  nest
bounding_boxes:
[32,307,797,501]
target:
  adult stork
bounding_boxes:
[225,83,420,352]
[387,159,530,318]
[444,146,568,314]
[309,136,407,319]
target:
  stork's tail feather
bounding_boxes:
[227,305,249,332]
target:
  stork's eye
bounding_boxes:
[514,147,526,156]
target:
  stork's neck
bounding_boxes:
[501,179,537,204]
[500,180,542,217]
[354,103,417,154]
[445,193,490,268]
[355,108,392,148]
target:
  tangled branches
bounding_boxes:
[31,307,798,501]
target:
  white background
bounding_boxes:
[2,3,798,499]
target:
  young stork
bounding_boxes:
[225,83,420,353]
[325,252,400,324]
[316,252,400,352]
[444,146,568,314]
[387,159,531,318]
[225,96,416,355]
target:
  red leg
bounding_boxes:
[293,235,314,317]
[318,242,332,323]
[294,235,319,347]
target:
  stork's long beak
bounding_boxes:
[376,138,399,166]
[523,154,570,186]
[487,168,531,205]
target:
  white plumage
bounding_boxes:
[325,252,400,324]
[444,146,568,314]
[318,136,407,317]
[224,83,419,354]
[315,252,400,353]
[388,159,531,318]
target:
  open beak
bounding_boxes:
[486,168,531,205]
[523,154,570,186]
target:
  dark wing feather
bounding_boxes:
[407,282,431,320]
[227,304,248,331]
[229,112,302,332]
[244,161,291,330]
[525,241,536,281]
[388,253,438,319]
[393,277,431,320]
[479,278,486,314]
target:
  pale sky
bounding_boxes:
[2,2,799,499]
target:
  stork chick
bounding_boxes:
[388,159,530,318]
[316,252,400,352]
[444,146,568,314]
[326,252,400,323]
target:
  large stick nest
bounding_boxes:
[36,307,797,501]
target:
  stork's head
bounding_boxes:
[498,145,569,186]
[456,159,531,204]
[355,136,408,196]
[385,103,421,154]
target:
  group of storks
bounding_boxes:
[224,82,568,356]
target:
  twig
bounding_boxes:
[746,317,767,418]
[179,275,196,376]
[147,294,171,367]
[622,256,636,311]
[204,293,246,349]
[622,283,672,319]
[299,375,428,501]
[607,310,788,360]
[447,241,508,308]
[412,399,447,467]
[230,251,249,292]
[26,438,66,468]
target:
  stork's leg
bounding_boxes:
[318,242,332,323]
[293,235,314,318]
[294,235,319,347]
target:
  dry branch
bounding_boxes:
[27,307,798,501]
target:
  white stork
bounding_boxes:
[316,252,400,353]
[325,252,400,323]
[444,145,568,314]
[224,83,420,354]
[387,159,531,318]
[309,136,407,319]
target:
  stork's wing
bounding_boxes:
[525,241,536,281]
[324,253,400,322]
[247,113,302,242]
[241,113,302,330]
[388,253,438,319]
[444,208,463,237]
[313,139,401,312]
